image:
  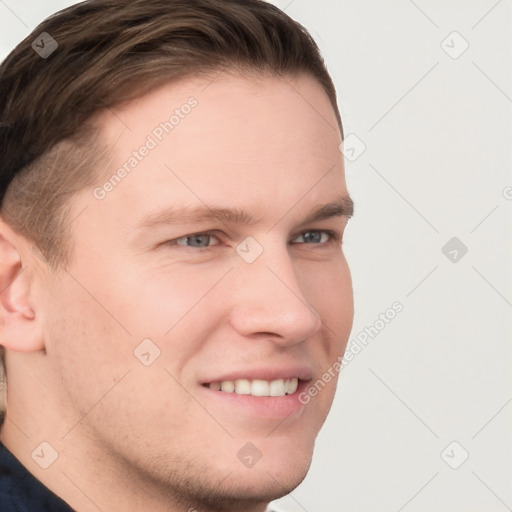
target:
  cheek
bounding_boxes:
[125,261,233,338]
[41,270,203,442]
[40,296,123,430]
[300,257,352,421]
[43,273,131,375]
[300,256,353,340]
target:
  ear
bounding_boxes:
[0,218,44,353]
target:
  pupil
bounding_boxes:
[304,232,321,243]
[190,235,210,247]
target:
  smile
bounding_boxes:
[206,378,299,397]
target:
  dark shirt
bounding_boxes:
[0,443,74,511]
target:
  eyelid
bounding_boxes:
[163,228,343,248]
[166,230,221,247]
[290,229,341,244]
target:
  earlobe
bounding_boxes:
[0,219,44,353]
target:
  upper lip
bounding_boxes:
[200,366,314,384]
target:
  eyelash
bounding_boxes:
[166,229,342,249]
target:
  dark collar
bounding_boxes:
[0,442,74,511]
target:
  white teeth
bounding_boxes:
[287,377,298,394]
[269,379,285,396]
[251,379,270,396]
[235,379,251,394]
[209,377,300,397]
[220,381,235,393]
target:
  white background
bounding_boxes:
[1,1,511,511]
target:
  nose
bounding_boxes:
[228,248,322,346]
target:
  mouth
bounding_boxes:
[203,377,300,397]
[198,367,313,420]
[199,376,311,420]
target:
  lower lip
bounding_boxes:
[199,381,310,420]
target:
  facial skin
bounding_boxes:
[0,72,353,512]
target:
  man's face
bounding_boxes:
[40,73,353,506]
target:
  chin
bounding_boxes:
[217,438,314,501]
[158,436,315,510]
[192,458,312,511]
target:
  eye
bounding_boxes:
[291,230,337,244]
[171,232,220,248]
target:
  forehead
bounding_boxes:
[99,71,341,162]
[86,73,346,226]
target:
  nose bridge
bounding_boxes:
[229,242,322,341]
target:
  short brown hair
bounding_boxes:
[0,0,342,268]
[0,0,343,421]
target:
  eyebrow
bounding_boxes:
[301,196,354,224]
[136,195,354,230]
